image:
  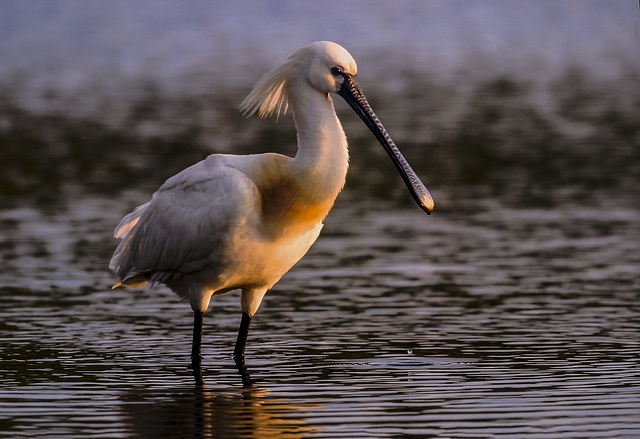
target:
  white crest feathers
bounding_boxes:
[240,50,299,119]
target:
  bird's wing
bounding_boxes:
[110,155,260,285]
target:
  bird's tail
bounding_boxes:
[109,201,151,286]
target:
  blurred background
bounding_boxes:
[1,3,639,437]
[1,0,638,210]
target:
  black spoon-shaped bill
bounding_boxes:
[337,74,434,214]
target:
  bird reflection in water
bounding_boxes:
[120,367,318,438]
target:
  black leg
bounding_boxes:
[191,310,204,386]
[237,362,253,387]
[233,312,252,367]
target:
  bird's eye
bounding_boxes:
[330,67,343,76]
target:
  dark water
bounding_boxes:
[1,191,638,438]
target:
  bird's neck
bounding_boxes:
[289,84,349,203]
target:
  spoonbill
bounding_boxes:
[110,41,434,381]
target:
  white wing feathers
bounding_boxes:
[110,155,258,288]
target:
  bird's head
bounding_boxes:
[301,41,358,95]
[241,41,357,117]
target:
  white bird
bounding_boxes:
[110,41,433,382]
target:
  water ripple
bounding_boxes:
[1,198,639,437]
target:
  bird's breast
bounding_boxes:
[258,176,335,236]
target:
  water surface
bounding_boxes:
[1,194,638,438]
